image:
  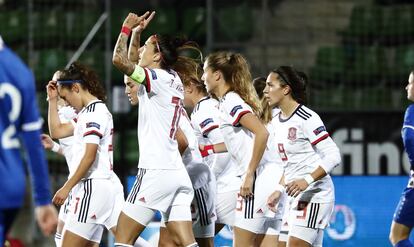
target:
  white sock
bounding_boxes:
[54,232,62,247]
[134,237,152,247]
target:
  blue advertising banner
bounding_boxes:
[126,176,413,246]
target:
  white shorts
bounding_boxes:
[191,180,217,238]
[64,178,117,242]
[261,218,282,235]
[235,164,282,222]
[58,191,72,222]
[289,225,324,246]
[123,168,194,225]
[289,200,334,229]
[104,174,125,230]
[215,190,238,226]
[279,196,293,242]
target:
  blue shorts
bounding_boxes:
[0,208,19,246]
[393,187,414,227]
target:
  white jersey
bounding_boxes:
[58,105,77,175]
[191,96,241,192]
[218,92,254,176]
[179,109,214,190]
[271,104,334,203]
[136,68,184,170]
[70,100,113,179]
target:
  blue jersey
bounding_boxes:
[402,104,414,171]
[0,38,51,208]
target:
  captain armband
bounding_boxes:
[129,65,146,84]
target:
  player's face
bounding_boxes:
[202,62,219,95]
[57,84,83,111]
[406,72,414,101]
[138,36,160,68]
[263,72,287,107]
[124,75,139,106]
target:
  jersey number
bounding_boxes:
[278,143,288,161]
[0,83,22,149]
[169,97,182,139]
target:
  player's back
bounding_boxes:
[136,68,184,170]
[0,41,45,208]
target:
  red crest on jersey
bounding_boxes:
[288,127,297,141]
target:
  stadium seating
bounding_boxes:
[215,2,253,41]
[181,7,206,43]
[0,10,27,44]
[341,5,382,45]
[33,49,68,83]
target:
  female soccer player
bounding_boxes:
[47,62,120,247]
[113,12,197,247]
[181,59,241,235]
[389,70,414,247]
[252,76,286,247]
[201,51,282,246]
[264,66,341,247]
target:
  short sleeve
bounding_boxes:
[82,111,108,144]
[143,68,180,95]
[303,112,329,146]
[222,93,253,127]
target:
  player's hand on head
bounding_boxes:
[46,81,58,101]
[40,134,53,149]
[35,204,58,236]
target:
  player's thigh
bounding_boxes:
[390,221,412,244]
[115,211,149,244]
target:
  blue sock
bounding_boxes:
[395,239,414,247]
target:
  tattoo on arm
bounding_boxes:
[128,32,141,64]
[113,34,134,75]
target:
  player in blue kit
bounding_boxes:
[0,35,58,245]
[390,71,414,247]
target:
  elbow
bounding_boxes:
[112,54,124,71]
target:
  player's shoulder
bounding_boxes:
[404,104,414,125]
[150,68,179,81]
[293,105,319,121]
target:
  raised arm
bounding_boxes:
[129,11,155,63]
[113,12,150,76]
[46,81,73,139]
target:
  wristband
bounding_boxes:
[200,145,214,157]
[304,174,314,185]
[51,142,60,153]
[274,184,285,193]
[121,26,131,36]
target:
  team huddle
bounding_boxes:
[41,11,341,247]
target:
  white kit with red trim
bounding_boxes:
[135,68,185,170]
[70,100,114,179]
[217,91,255,176]
[271,104,335,203]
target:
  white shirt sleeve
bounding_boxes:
[82,111,108,144]
[222,93,253,126]
[303,113,330,145]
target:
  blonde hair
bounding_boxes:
[205,51,261,116]
[252,77,272,124]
